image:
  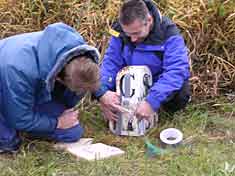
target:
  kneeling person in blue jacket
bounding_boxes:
[0,23,100,153]
[94,0,190,121]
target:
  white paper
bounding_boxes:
[67,143,125,160]
[54,139,125,161]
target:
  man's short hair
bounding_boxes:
[119,0,149,25]
[62,55,100,92]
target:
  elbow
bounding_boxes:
[12,119,36,132]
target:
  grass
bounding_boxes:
[0,97,234,176]
[0,0,234,175]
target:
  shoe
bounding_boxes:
[0,143,20,153]
[0,146,19,153]
[0,138,21,154]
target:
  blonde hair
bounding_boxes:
[63,56,100,93]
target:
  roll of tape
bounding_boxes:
[160,128,183,146]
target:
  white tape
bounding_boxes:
[160,128,183,145]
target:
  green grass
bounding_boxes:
[0,98,234,176]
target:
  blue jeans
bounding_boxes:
[0,101,84,151]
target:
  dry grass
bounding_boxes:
[0,0,234,98]
[157,0,235,97]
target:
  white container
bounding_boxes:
[109,66,158,136]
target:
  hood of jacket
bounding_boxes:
[36,23,100,92]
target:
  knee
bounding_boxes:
[176,81,191,108]
[36,101,66,119]
[52,124,84,143]
[162,82,191,113]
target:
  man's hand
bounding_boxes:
[135,101,155,120]
[99,91,124,121]
[57,108,79,129]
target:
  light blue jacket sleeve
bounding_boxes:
[146,35,190,111]
[2,61,57,133]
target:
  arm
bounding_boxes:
[94,36,126,98]
[145,35,190,111]
[93,36,127,121]
[2,65,58,133]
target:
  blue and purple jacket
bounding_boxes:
[95,0,190,111]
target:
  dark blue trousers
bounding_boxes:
[0,101,83,151]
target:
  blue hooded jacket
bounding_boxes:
[95,0,190,111]
[0,23,100,133]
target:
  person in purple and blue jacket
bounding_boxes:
[0,23,100,153]
[94,0,190,122]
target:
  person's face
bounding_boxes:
[121,15,153,44]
